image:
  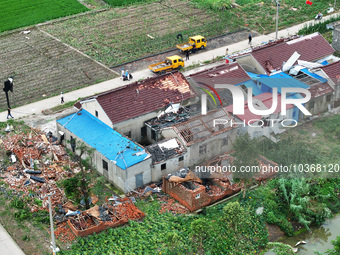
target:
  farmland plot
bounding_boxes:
[0,0,88,33]
[0,28,115,110]
[42,0,224,67]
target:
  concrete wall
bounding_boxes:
[151,152,187,182]
[306,93,333,116]
[332,26,340,51]
[114,111,158,142]
[186,127,238,167]
[235,55,266,74]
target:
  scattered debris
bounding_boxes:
[68,198,144,237]
[295,240,306,247]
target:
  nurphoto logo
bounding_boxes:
[201,84,312,116]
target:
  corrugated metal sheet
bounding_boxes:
[282,51,301,72]
[57,110,148,170]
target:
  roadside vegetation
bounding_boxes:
[0,0,88,33]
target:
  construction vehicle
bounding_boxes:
[148,55,185,74]
[176,35,207,53]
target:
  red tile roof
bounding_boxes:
[189,62,250,87]
[95,72,195,124]
[251,33,335,74]
[309,83,334,99]
[319,61,340,84]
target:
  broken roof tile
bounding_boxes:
[93,72,195,124]
[251,33,335,74]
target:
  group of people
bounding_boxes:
[121,68,133,81]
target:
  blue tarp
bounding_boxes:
[57,109,148,170]
[256,72,310,94]
[300,68,328,83]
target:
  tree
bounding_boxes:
[68,139,95,209]
[190,218,208,249]
[223,201,243,231]
[232,133,259,198]
[325,235,340,255]
[278,178,331,231]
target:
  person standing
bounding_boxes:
[125,70,129,80]
[185,50,189,60]
[192,43,196,54]
[121,68,125,79]
[7,107,13,119]
[60,92,64,104]
[226,48,229,56]
[248,34,252,45]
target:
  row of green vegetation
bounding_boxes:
[60,114,340,254]
[0,0,88,33]
[59,178,340,254]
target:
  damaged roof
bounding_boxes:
[257,72,310,92]
[79,72,195,124]
[173,108,235,146]
[251,33,335,74]
[309,83,334,99]
[189,62,251,87]
[319,61,340,84]
[225,92,294,124]
[146,138,185,164]
[57,109,149,170]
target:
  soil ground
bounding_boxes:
[0,28,116,111]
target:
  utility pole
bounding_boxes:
[43,193,59,254]
[275,0,280,39]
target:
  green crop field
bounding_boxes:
[0,0,88,33]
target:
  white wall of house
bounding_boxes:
[186,127,238,167]
[113,111,159,142]
[82,100,113,127]
[151,153,187,181]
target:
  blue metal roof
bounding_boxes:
[57,110,148,170]
[236,80,263,96]
[257,72,310,93]
[300,68,328,83]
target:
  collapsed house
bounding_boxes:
[163,153,277,211]
[67,198,144,237]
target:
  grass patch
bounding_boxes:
[0,0,88,32]
[50,100,78,112]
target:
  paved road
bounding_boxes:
[0,12,339,255]
[0,223,25,255]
